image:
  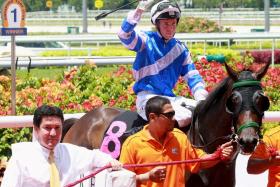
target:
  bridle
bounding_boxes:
[192,79,267,149]
[231,80,262,135]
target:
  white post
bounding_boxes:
[11,35,16,115]
[82,0,88,33]
[264,0,270,32]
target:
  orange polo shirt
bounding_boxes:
[250,126,280,187]
[119,125,206,187]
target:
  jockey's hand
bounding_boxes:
[220,141,234,161]
[137,0,155,11]
[149,166,166,183]
[108,159,123,171]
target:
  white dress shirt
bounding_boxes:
[1,142,114,187]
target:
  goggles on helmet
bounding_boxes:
[151,1,181,24]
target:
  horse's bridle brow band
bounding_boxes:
[237,121,259,134]
[232,80,261,89]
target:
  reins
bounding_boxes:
[190,107,237,150]
[193,134,238,149]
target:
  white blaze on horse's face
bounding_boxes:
[35,116,62,150]
[236,110,260,154]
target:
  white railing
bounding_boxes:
[1,32,280,44]
[26,9,280,19]
[0,56,135,68]
[0,113,85,128]
[0,111,279,128]
[0,33,279,65]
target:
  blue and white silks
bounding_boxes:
[117,10,206,98]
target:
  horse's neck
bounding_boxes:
[188,83,234,152]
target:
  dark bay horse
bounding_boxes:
[62,62,270,186]
[186,62,270,187]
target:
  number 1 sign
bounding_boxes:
[1,0,28,115]
[1,0,27,36]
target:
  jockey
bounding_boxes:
[118,0,208,127]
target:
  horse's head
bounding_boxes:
[225,62,270,154]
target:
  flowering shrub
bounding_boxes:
[261,67,280,111]
[0,55,280,158]
[0,76,11,115]
[250,50,280,65]
[69,65,135,110]
[177,17,233,33]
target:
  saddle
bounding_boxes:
[100,110,147,159]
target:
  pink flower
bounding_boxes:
[82,100,93,111]
[109,99,116,107]
[36,96,43,107]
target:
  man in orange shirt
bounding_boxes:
[120,96,234,187]
[247,126,280,187]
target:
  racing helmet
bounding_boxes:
[150,0,181,25]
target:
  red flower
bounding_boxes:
[82,100,93,111]
[109,99,116,107]
[114,66,127,77]
[130,105,136,111]
[236,63,244,71]
[36,96,43,107]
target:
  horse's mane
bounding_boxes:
[188,76,233,146]
[195,77,233,116]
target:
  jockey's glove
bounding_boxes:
[137,0,156,11]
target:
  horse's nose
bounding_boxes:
[239,137,259,153]
[239,136,258,146]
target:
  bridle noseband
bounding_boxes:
[236,121,259,134]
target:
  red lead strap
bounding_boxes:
[268,147,278,157]
[64,148,224,187]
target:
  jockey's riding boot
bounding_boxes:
[175,120,191,132]
[177,118,192,128]
[174,102,195,130]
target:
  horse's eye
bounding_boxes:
[226,91,242,114]
[232,94,241,103]
[252,91,270,114]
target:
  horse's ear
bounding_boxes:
[254,62,270,80]
[224,62,238,81]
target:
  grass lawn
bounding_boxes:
[14,61,280,81]
[16,65,119,80]
[16,67,66,80]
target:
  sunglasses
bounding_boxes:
[159,111,175,119]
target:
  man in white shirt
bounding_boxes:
[1,105,122,187]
